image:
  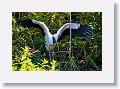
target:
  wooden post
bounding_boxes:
[69,12,72,57]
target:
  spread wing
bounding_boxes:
[20,19,50,36]
[53,23,93,42]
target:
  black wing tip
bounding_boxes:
[80,25,93,31]
[20,19,32,23]
[20,19,34,27]
[19,19,45,36]
[79,25,93,39]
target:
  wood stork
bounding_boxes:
[20,19,93,51]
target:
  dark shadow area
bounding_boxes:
[114,3,118,86]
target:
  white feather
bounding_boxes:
[32,19,50,35]
[54,23,80,41]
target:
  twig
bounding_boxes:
[28,29,35,49]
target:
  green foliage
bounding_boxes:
[12,46,57,71]
[12,12,102,71]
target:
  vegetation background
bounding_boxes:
[12,12,102,71]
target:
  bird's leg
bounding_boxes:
[49,44,55,61]
[52,49,55,59]
[51,52,55,60]
[49,51,51,61]
[51,44,56,60]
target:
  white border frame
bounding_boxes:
[0,0,114,83]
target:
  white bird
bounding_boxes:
[20,19,93,51]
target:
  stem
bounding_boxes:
[28,29,35,49]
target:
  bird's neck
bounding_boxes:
[45,33,53,51]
